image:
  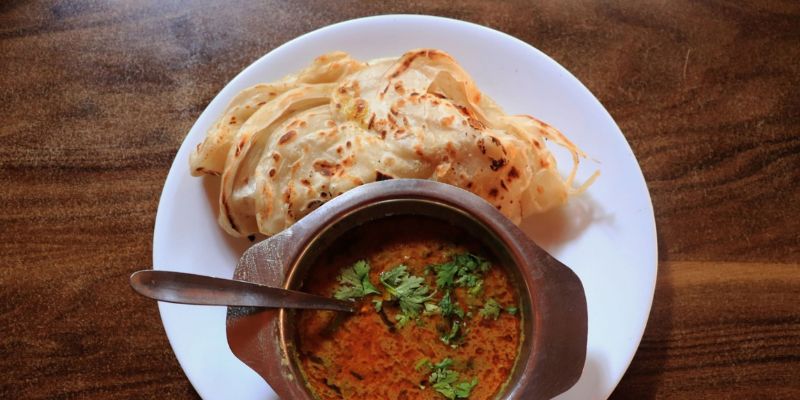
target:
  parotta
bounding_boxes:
[190,49,596,237]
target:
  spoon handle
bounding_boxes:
[130,270,356,312]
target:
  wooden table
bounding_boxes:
[1,1,798,398]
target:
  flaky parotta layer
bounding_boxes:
[190,49,596,237]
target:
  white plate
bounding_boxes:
[153,14,657,400]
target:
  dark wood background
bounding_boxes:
[1,0,798,398]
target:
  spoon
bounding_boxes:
[129,270,356,312]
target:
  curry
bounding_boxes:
[295,217,521,399]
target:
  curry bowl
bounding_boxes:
[225,179,587,399]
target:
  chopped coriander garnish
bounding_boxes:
[424,302,440,315]
[373,299,383,312]
[438,290,465,319]
[434,261,459,288]
[415,358,432,372]
[334,260,380,300]
[506,306,518,315]
[440,320,461,346]
[431,253,490,296]
[479,298,502,320]
[427,358,478,399]
[379,265,434,326]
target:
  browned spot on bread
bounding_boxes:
[507,167,519,181]
[445,142,457,157]
[389,49,450,78]
[490,158,508,171]
[314,160,338,176]
[269,169,276,178]
[285,190,294,219]
[468,117,485,130]
[488,188,499,198]
[306,200,323,211]
[466,182,473,189]
[353,98,368,121]
[367,113,376,130]
[539,159,549,168]
[301,179,311,186]
[221,197,239,233]
[376,171,393,181]
[477,138,487,154]
[489,136,506,154]
[394,81,405,95]
[454,104,472,117]
[346,141,352,148]
[500,180,508,191]
[272,152,281,162]
[441,115,455,127]
[278,130,297,145]
[229,116,237,125]
[536,186,544,194]
[326,119,336,128]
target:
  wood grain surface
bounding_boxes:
[1,0,798,398]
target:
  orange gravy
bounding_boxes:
[295,217,521,400]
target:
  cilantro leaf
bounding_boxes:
[440,320,461,346]
[506,306,518,315]
[431,253,491,296]
[479,298,502,320]
[434,261,459,288]
[424,302,441,315]
[334,260,381,300]
[438,291,464,319]
[379,265,434,326]
[427,358,478,399]
[453,379,478,398]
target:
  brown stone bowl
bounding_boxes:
[226,179,587,399]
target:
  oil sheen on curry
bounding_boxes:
[295,217,522,400]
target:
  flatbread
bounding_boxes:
[190,49,596,237]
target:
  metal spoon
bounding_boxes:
[129,270,356,312]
